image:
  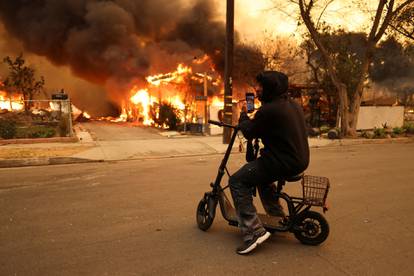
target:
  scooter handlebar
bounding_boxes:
[208,120,238,129]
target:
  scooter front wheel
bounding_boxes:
[196,196,216,231]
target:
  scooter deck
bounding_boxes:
[225,208,284,229]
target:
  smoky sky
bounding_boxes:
[0,0,263,89]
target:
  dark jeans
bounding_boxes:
[229,159,282,241]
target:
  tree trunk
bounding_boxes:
[348,86,364,136]
[336,83,350,136]
[348,51,372,136]
[23,93,30,113]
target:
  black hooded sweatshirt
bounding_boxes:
[239,71,309,177]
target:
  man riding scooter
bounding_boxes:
[230,71,310,255]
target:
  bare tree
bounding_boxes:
[390,3,414,40]
[2,54,45,112]
[294,0,413,136]
[260,32,309,84]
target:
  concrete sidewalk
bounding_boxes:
[0,128,412,168]
[72,135,413,161]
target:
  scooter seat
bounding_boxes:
[280,172,304,182]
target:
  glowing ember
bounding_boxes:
[83,112,91,119]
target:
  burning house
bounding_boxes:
[105,61,224,130]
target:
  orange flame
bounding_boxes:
[83,112,91,119]
[111,105,128,123]
[192,54,210,65]
[146,64,192,86]
[166,95,185,111]
[211,96,224,108]
[0,90,24,111]
[130,88,157,125]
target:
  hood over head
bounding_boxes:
[256,71,288,103]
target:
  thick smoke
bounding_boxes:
[0,0,264,95]
[369,37,414,105]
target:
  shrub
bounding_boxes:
[152,103,181,130]
[29,126,56,138]
[403,123,414,134]
[320,125,330,134]
[0,119,17,139]
[392,127,405,135]
[373,127,386,138]
[361,130,375,139]
[15,126,56,138]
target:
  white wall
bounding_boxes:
[357,106,404,130]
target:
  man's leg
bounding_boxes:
[257,182,285,217]
[229,159,272,254]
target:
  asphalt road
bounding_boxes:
[1,143,414,275]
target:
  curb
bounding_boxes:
[0,157,102,169]
[0,136,78,145]
[310,137,413,148]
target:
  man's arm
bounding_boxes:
[238,109,267,140]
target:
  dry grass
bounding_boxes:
[0,146,93,159]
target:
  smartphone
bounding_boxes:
[246,92,255,113]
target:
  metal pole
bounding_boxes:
[223,0,234,144]
[204,73,210,135]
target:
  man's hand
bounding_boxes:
[239,110,250,124]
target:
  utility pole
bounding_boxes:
[223,0,234,144]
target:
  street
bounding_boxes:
[1,143,414,275]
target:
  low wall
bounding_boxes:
[357,106,404,130]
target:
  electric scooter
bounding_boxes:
[196,120,331,245]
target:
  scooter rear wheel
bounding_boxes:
[196,197,215,231]
[293,210,329,245]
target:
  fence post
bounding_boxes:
[67,99,74,137]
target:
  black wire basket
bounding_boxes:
[302,175,330,206]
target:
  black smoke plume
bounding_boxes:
[0,0,264,93]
